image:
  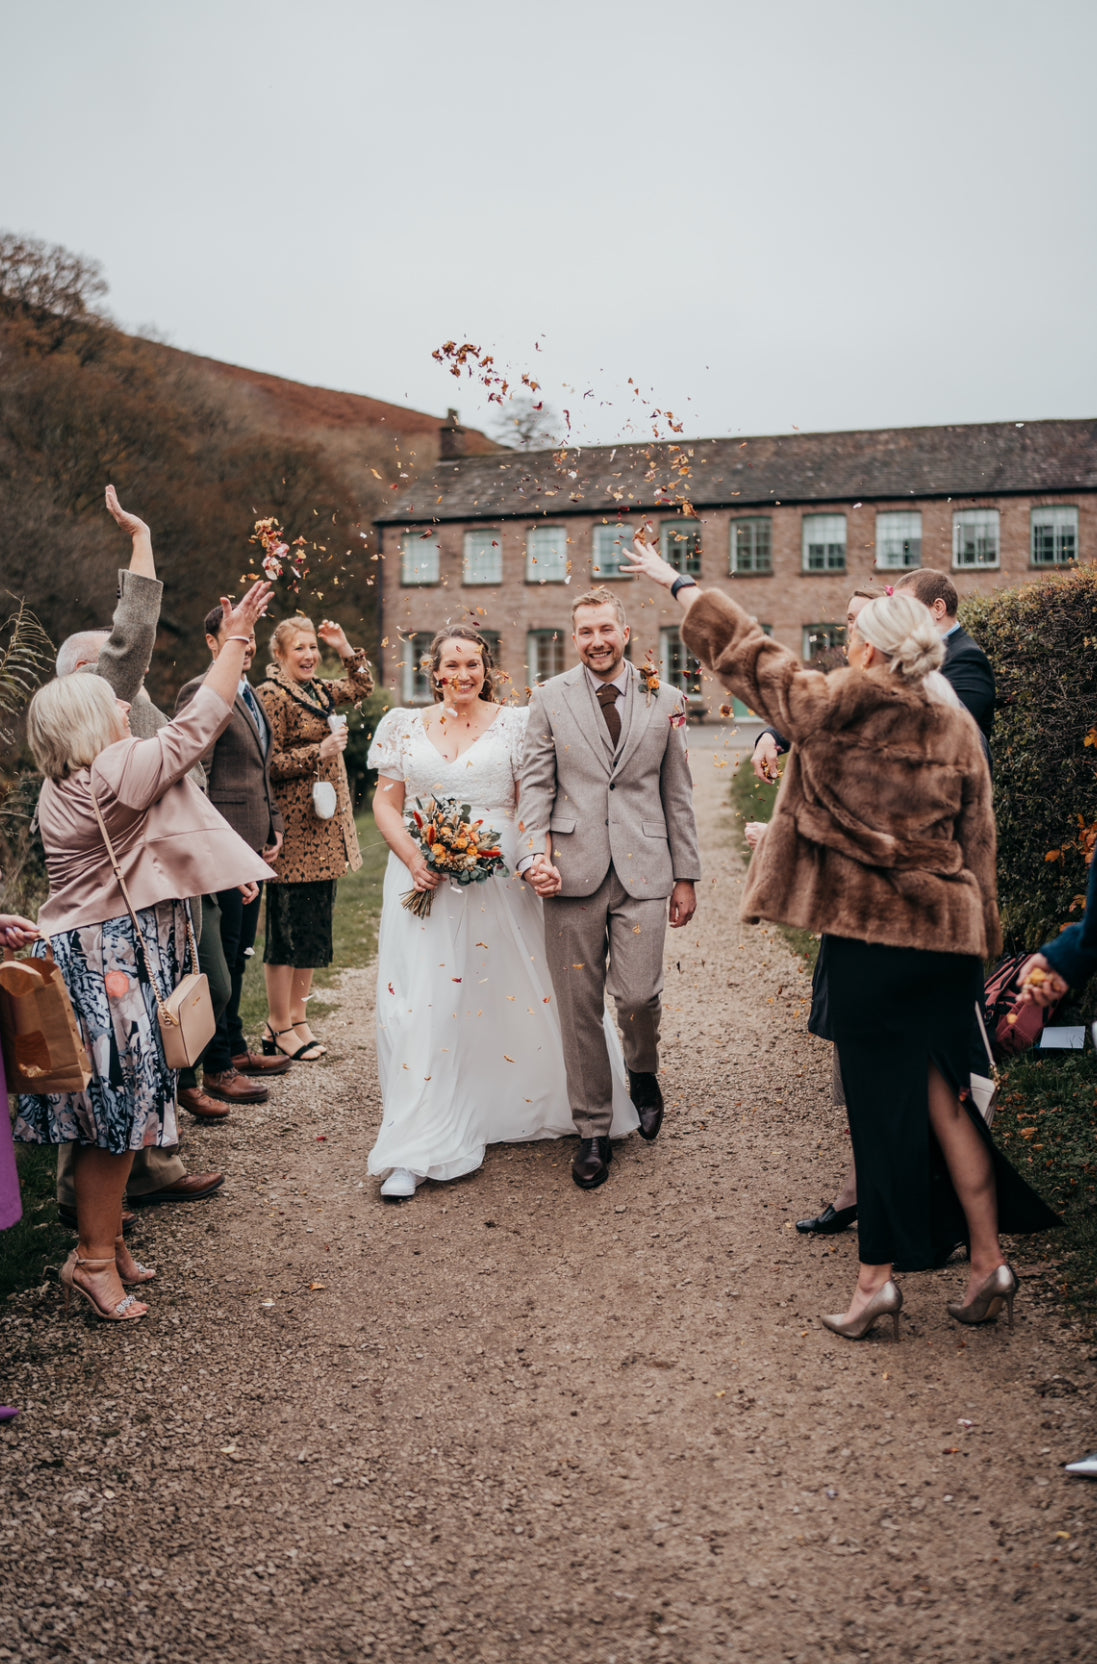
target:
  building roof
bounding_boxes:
[377,416,1097,525]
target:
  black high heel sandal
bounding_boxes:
[262,1022,323,1063]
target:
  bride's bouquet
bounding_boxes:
[402,797,509,918]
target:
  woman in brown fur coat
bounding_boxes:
[625,536,1057,1341]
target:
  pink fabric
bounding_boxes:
[0,1048,21,1231]
[36,684,273,935]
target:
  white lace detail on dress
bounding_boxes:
[367,706,529,813]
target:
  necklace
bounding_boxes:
[258,667,335,718]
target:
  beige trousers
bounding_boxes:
[56,1141,186,1206]
[542,864,668,1138]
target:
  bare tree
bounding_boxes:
[0,231,109,351]
[491,393,562,450]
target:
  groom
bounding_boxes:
[519,586,701,1189]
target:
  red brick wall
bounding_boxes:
[379,492,1096,711]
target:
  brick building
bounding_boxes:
[375,416,1097,714]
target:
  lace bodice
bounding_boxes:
[368,706,529,814]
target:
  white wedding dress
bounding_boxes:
[366,706,638,1182]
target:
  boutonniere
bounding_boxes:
[638,657,661,706]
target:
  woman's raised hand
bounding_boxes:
[220,581,274,639]
[104,483,150,541]
[620,524,680,588]
[317,619,351,657]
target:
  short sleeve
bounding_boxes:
[504,705,530,772]
[367,708,408,779]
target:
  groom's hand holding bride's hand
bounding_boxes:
[524,855,563,897]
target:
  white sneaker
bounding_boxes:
[1065,1453,1097,1478]
[380,1168,421,1199]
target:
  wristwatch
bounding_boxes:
[670,576,698,598]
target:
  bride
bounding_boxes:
[367,626,637,1197]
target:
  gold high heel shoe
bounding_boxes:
[60,1250,147,1322]
[821,1279,903,1341]
[116,1234,156,1287]
[947,1264,1018,1329]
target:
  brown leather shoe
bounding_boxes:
[572,1136,613,1190]
[178,1085,231,1121]
[202,1068,269,1105]
[129,1173,225,1206]
[232,1050,291,1077]
[628,1071,664,1142]
[59,1205,136,1234]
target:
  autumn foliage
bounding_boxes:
[961,565,1097,957]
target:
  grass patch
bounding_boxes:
[0,814,388,1307]
[994,1049,1097,1315]
[728,756,819,969]
[238,810,389,1040]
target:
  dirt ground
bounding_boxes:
[1,727,1095,1664]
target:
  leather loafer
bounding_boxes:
[59,1205,136,1235]
[202,1068,268,1105]
[232,1050,292,1077]
[178,1086,231,1121]
[628,1070,664,1142]
[572,1136,613,1190]
[129,1172,225,1206]
[795,1202,858,1235]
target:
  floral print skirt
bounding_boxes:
[13,902,185,1155]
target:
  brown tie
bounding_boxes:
[596,682,622,748]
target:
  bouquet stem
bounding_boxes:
[401,887,435,918]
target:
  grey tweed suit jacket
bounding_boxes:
[519,662,701,900]
[95,568,205,789]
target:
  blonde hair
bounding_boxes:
[855,593,955,704]
[571,585,628,631]
[268,615,317,674]
[27,674,125,780]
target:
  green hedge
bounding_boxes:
[961,565,1097,955]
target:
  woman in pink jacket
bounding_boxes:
[15,583,273,1323]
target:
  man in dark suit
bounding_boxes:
[895,567,995,754]
[175,607,289,1110]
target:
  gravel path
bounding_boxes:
[2,726,1095,1664]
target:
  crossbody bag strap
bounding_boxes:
[973,998,999,1080]
[88,789,198,1023]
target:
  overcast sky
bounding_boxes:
[4,0,1095,447]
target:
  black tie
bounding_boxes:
[596,683,622,748]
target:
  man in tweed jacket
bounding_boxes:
[519,587,701,1190]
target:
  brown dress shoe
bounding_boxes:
[202,1068,269,1105]
[628,1071,664,1141]
[232,1050,291,1077]
[129,1173,225,1205]
[572,1136,613,1190]
[178,1085,231,1121]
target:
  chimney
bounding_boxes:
[439,407,466,461]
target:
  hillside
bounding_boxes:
[0,236,495,704]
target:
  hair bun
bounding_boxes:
[856,593,945,682]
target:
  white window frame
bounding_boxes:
[591,522,634,581]
[730,517,773,575]
[527,628,567,686]
[660,522,702,577]
[802,623,846,660]
[525,525,568,584]
[802,514,847,573]
[952,509,1000,570]
[1031,505,1079,567]
[659,626,704,705]
[875,511,923,571]
[400,531,440,586]
[400,633,433,704]
[463,528,503,586]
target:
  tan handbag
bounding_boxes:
[0,945,93,1094]
[90,794,216,1070]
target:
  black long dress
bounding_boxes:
[813,935,1060,1270]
